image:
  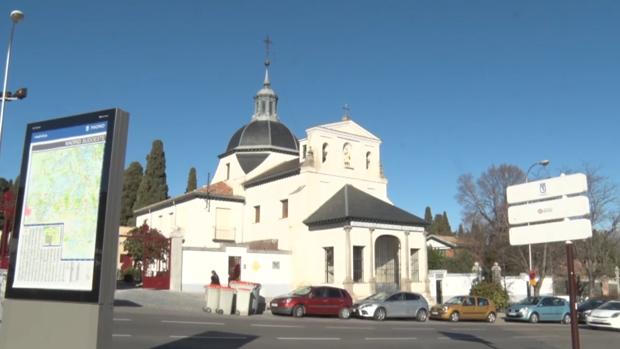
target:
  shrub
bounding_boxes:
[470,281,510,311]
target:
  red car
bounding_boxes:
[270,286,353,318]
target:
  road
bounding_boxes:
[112,307,617,349]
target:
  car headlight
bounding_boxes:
[442,306,448,312]
[284,298,293,304]
[584,310,592,316]
[612,312,620,318]
[520,307,528,313]
[360,304,373,310]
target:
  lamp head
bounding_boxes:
[10,10,24,23]
[14,87,27,99]
[539,159,550,167]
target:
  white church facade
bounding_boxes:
[134,61,430,300]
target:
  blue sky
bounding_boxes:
[0,1,618,228]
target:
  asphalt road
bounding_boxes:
[112,307,618,349]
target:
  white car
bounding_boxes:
[586,300,620,330]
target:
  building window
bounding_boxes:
[226,163,230,180]
[343,143,352,168]
[410,248,420,282]
[272,261,280,270]
[281,199,288,218]
[353,246,364,282]
[366,152,371,169]
[254,206,260,223]
[302,144,307,159]
[324,247,334,283]
[261,100,266,114]
[215,207,234,241]
[322,143,328,163]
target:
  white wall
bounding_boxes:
[181,247,292,298]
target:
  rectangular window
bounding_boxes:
[302,144,307,159]
[410,248,420,282]
[226,163,230,180]
[324,247,334,283]
[353,246,364,282]
[254,206,260,223]
[281,199,288,218]
[214,207,234,241]
[272,261,280,270]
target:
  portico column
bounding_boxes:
[368,228,376,293]
[401,231,411,291]
[343,225,353,293]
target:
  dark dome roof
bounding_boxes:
[226,120,298,154]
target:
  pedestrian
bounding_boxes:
[210,270,220,285]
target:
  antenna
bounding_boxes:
[264,35,272,67]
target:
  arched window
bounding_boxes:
[366,152,371,169]
[261,101,266,114]
[269,101,273,115]
[322,143,328,163]
[343,143,352,168]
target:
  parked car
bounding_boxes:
[577,298,608,323]
[429,296,497,322]
[270,286,353,318]
[352,291,429,321]
[505,296,571,324]
[586,300,620,330]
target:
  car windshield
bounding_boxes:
[364,292,389,302]
[445,297,463,305]
[579,299,604,309]
[599,302,620,310]
[289,287,312,296]
[517,297,540,305]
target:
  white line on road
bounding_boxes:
[252,324,304,328]
[393,327,435,330]
[169,335,248,340]
[278,337,341,341]
[511,335,559,339]
[448,328,484,331]
[365,337,417,341]
[326,326,375,330]
[112,334,132,337]
[161,320,225,326]
[113,318,132,322]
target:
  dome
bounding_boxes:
[226,119,298,154]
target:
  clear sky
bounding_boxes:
[0,1,618,228]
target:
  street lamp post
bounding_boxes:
[525,159,550,296]
[0,10,25,152]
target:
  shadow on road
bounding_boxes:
[438,331,499,349]
[152,330,258,349]
[113,299,143,307]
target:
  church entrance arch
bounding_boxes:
[375,235,400,292]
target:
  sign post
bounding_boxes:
[507,173,590,349]
[0,109,128,349]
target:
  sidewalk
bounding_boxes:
[114,288,206,313]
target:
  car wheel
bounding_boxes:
[449,311,460,322]
[339,307,351,319]
[373,307,387,321]
[293,305,305,318]
[529,313,539,323]
[416,309,428,322]
[562,313,571,324]
[487,312,496,323]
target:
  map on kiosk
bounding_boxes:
[12,121,108,291]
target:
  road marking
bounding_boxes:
[252,324,304,328]
[393,327,435,330]
[277,337,340,341]
[112,334,132,337]
[365,337,417,341]
[511,335,559,339]
[326,326,375,330]
[449,327,484,331]
[170,335,247,340]
[161,320,225,326]
[113,318,132,322]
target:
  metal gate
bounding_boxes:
[375,235,400,292]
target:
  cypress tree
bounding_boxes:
[424,206,433,225]
[120,162,143,226]
[457,223,465,235]
[185,167,197,193]
[442,211,452,235]
[133,140,169,211]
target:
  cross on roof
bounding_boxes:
[264,35,272,66]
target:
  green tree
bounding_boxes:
[424,206,433,225]
[133,140,169,211]
[470,281,510,311]
[185,167,197,193]
[457,224,465,235]
[120,162,143,226]
[427,247,446,270]
[442,211,452,235]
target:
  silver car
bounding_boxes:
[352,291,429,321]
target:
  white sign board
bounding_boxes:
[507,173,592,246]
[507,173,587,204]
[509,219,592,246]
[508,196,590,225]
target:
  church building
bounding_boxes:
[134,58,430,300]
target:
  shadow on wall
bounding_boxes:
[152,331,258,349]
